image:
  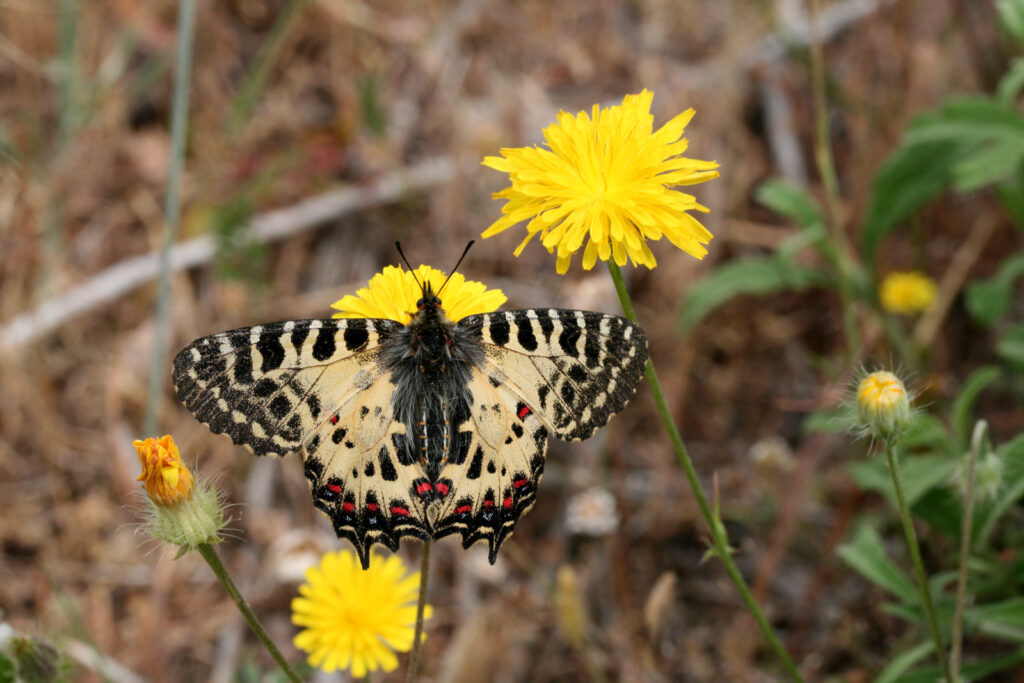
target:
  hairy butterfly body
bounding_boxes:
[173,281,648,569]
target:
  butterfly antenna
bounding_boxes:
[437,240,475,297]
[394,241,425,292]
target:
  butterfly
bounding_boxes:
[172,262,648,569]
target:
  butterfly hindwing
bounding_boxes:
[431,371,549,560]
[302,372,431,568]
[458,309,648,441]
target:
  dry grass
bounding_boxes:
[0,1,1020,680]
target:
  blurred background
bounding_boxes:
[2,0,1023,680]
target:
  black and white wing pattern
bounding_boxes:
[431,309,648,560]
[173,305,648,568]
[173,318,432,565]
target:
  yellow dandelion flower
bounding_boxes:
[856,370,912,441]
[133,435,194,506]
[291,549,432,677]
[482,89,720,274]
[331,264,507,324]
[879,271,937,315]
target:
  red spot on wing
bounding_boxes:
[390,506,409,516]
[366,503,379,512]
[434,482,449,496]
[342,501,355,512]
[513,478,528,489]
[330,415,339,425]
[503,496,513,509]
[327,483,342,494]
[416,482,433,495]
[483,499,494,508]
[455,504,472,514]
[517,404,532,420]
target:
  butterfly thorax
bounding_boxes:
[381,286,481,482]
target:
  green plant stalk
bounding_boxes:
[607,261,803,682]
[883,442,952,682]
[406,539,431,683]
[143,0,196,436]
[196,544,302,683]
[951,421,987,680]
[808,0,861,360]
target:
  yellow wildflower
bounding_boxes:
[331,264,506,324]
[134,435,194,506]
[856,370,912,441]
[133,435,226,548]
[879,271,937,315]
[482,89,720,273]
[292,549,432,677]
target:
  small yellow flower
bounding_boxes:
[292,549,432,677]
[482,89,720,274]
[133,435,226,548]
[857,370,912,441]
[331,264,507,324]
[879,271,937,315]
[134,435,194,506]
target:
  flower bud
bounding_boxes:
[856,370,912,441]
[133,435,226,550]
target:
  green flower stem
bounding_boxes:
[607,261,803,682]
[882,443,952,682]
[808,0,861,361]
[143,0,196,436]
[195,543,302,683]
[951,421,987,680]
[406,539,431,683]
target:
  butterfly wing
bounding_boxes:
[172,318,431,567]
[433,309,648,560]
[459,309,648,440]
[431,370,550,560]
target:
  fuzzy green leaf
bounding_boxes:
[966,254,1024,326]
[837,524,917,602]
[952,366,1001,453]
[754,179,824,229]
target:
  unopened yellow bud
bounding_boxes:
[134,435,194,505]
[133,435,226,549]
[857,371,911,441]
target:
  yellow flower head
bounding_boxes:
[133,435,194,506]
[482,89,720,274]
[879,271,937,315]
[292,549,432,677]
[331,264,507,324]
[856,370,912,441]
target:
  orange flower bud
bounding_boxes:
[134,435,194,505]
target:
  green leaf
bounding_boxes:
[677,256,829,335]
[861,140,961,266]
[997,322,1024,364]
[910,487,963,538]
[954,137,1024,191]
[952,366,1001,453]
[754,179,824,229]
[970,597,1024,641]
[999,0,1024,45]
[895,649,1024,682]
[997,173,1024,233]
[999,58,1024,103]
[847,454,959,508]
[838,524,917,601]
[905,98,1024,146]
[899,414,951,455]
[965,254,1024,326]
[875,640,934,683]
[975,434,1024,547]
[0,652,14,683]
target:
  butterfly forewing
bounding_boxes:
[459,309,648,441]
